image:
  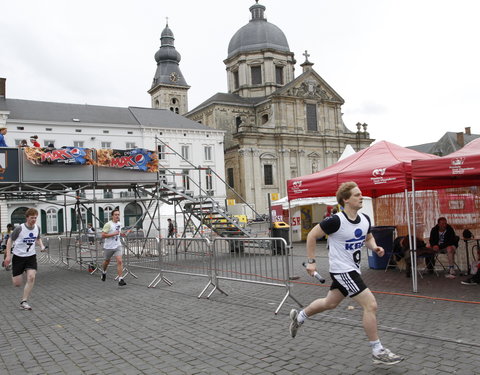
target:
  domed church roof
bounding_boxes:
[227,1,290,59]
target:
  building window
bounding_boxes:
[103,189,113,199]
[17,126,24,130]
[261,114,269,124]
[101,142,111,148]
[275,66,284,84]
[251,66,262,85]
[103,206,114,223]
[264,164,273,185]
[233,71,239,89]
[46,208,58,233]
[206,173,213,196]
[126,142,136,149]
[103,130,109,134]
[181,145,189,160]
[45,128,52,131]
[227,168,234,188]
[127,131,133,135]
[158,144,166,160]
[306,103,318,131]
[182,169,190,190]
[75,129,82,133]
[73,141,84,147]
[44,140,55,147]
[204,146,212,161]
[235,116,242,132]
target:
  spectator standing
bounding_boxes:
[167,218,175,245]
[30,135,40,147]
[87,223,96,245]
[0,127,8,147]
[3,209,46,310]
[18,140,28,148]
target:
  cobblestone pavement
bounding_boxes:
[0,242,479,375]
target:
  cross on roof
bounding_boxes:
[303,50,310,62]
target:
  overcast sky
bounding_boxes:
[1,0,478,147]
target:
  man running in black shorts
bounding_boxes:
[289,182,403,365]
[4,208,45,310]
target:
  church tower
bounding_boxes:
[148,23,190,114]
[224,1,296,98]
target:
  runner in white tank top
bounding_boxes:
[288,182,403,366]
[3,208,46,310]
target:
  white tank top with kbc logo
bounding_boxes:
[327,213,370,274]
[13,224,39,257]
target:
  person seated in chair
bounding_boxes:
[394,236,435,277]
[429,217,458,279]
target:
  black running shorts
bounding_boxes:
[330,270,367,297]
[12,254,37,277]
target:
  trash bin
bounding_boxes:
[271,221,290,255]
[368,226,396,269]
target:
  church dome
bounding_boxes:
[227,1,290,59]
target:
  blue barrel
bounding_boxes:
[367,226,395,269]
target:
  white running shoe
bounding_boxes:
[372,348,403,365]
[20,301,32,310]
[289,309,302,338]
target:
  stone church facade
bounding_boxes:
[150,2,373,213]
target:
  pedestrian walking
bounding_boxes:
[289,181,403,365]
[100,209,128,286]
[3,209,46,310]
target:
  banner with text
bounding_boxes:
[96,148,158,172]
[24,147,94,165]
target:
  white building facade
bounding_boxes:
[0,88,225,236]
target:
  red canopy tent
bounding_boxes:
[287,140,438,200]
[286,140,439,293]
[412,138,480,189]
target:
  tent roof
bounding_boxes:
[412,138,480,189]
[287,140,438,199]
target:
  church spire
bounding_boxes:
[148,22,190,114]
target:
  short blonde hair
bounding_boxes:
[336,181,358,207]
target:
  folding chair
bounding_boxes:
[433,236,462,275]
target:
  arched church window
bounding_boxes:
[261,114,269,124]
[170,107,174,112]
[155,100,159,108]
[171,98,177,105]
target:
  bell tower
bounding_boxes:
[148,22,190,114]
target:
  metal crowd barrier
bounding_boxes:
[201,237,301,314]
[44,235,301,314]
[144,237,212,291]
